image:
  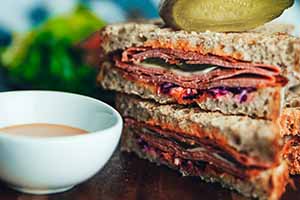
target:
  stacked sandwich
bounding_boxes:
[81,21,300,200]
[81,1,300,198]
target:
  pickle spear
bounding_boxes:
[159,0,294,32]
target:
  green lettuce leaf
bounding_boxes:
[1,5,105,95]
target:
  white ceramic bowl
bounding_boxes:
[0,91,123,195]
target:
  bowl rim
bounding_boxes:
[0,90,123,142]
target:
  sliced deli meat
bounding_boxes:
[115,59,286,90]
[125,118,273,170]
[115,47,287,90]
[122,47,281,73]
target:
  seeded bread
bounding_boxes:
[100,61,284,120]
[122,125,289,200]
[282,136,300,175]
[115,94,282,165]
[281,86,300,136]
[281,107,300,175]
[281,107,300,137]
[281,88,300,174]
[91,20,300,87]
[281,103,300,174]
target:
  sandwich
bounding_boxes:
[82,20,300,120]
[116,93,289,200]
[81,21,300,200]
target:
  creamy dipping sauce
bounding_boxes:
[0,123,88,137]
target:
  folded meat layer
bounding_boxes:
[118,47,286,89]
[122,123,289,200]
[123,47,281,73]
[115,58,286,91]
[125,118,269,176]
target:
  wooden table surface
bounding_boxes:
[0,147,300,200]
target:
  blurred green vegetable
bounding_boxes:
[1,5,105,95]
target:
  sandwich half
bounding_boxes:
[116,93,289,200]
[82,21,300,120]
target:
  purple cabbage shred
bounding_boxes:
[159,82,178,94]
[159,82,256,103]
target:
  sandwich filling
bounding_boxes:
[123,121,289,200]
[125,118,273,180]
[112,47,287,104]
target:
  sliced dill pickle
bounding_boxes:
[159,0,294,32]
